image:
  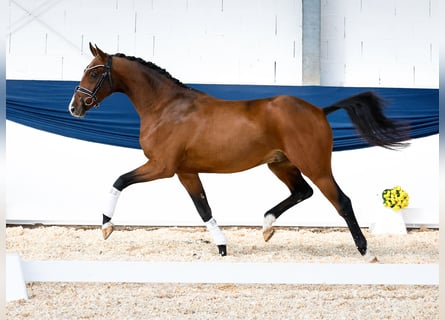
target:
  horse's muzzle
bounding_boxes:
[68,95,86,118]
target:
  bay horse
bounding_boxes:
[69,43,408,261]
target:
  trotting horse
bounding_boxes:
[69,43,408,261]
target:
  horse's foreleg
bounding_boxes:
[101,160,175,240]
[102,187,121,239]
[263,162,313,241]
[177,173,227,256]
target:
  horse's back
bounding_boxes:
[264,95,331,138]
[216,94,330,145]
[195,93,332,149]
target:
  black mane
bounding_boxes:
[113,53,192,90]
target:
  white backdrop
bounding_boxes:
[6,121,439,227]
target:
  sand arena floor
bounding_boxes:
[5,225,439,319]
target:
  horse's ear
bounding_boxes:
[94,44,107,60]
[89,42,97,56]
[89,43,107,60]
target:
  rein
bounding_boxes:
[75,55,113,107]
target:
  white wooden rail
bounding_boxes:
[22,260,439,285]
[6,254,439,301]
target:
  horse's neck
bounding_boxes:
[116,65,179,117]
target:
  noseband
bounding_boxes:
[75,56,113,107]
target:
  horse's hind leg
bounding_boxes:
[177,172,227,256]
[309,173,377,262]
[263,161,313,241]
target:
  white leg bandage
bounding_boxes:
[103,187,121,220]
[205,218,227,246]
[263,214,276,231]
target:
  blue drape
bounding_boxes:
[6,80,438,151]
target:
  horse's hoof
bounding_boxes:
[217,245,227,256]
[364,250,379,263]
[262,214,276,242]
[102,222,114,240]
[263,227,275,242]
[370,257,379,263]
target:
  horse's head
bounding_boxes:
[69,43,113,117]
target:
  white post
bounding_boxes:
[6,253,28,301]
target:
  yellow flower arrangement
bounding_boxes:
[382,186,409,211]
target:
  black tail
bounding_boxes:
[323,91,409,149]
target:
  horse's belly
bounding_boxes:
[178,148,282,174]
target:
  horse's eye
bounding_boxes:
[90,71,98,79]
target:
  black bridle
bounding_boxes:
[75,55,113,107]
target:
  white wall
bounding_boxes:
[320,0,439,87]
[6,0,439,87]
[6,121,439,227]
[6,0,303,85]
